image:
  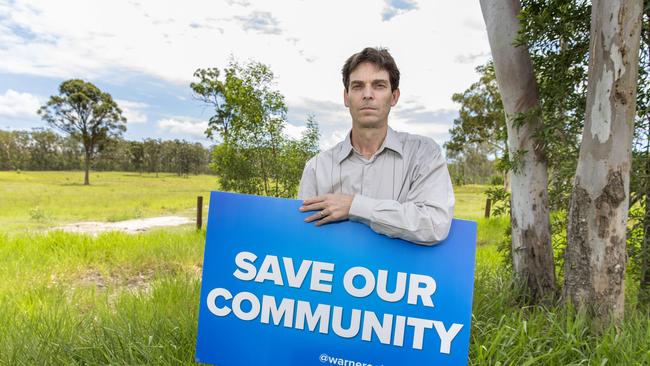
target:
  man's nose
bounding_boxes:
[362,86,373,99]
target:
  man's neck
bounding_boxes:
[350,124,388,159]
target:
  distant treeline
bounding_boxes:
[0,128,212,175]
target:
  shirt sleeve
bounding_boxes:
[348,141,455,245]
[297,156,317,199]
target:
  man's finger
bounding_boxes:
[304,212,323,223]
[315,216,333,226]
[302,196,326,205]
[299,202,326,212]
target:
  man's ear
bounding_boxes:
[343,88,349,108]
[391,88,400,107]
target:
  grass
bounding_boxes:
[0,171,648,365]
[0,229,203,365]
[0,171,218,233]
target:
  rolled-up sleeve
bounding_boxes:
[348,142,455,245]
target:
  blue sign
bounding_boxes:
[196,191,477,366]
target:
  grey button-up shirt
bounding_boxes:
[298,127,455,245]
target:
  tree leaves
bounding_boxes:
[191,60,319,197]
[37,79,126,185]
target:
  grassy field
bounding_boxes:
[0,171,218,233]
[0,171,648,365]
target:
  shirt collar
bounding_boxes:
[337,126,403,163]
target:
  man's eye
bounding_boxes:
[376,84,386,89]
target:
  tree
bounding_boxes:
[634,2,650,306]
[276,114,320,197]
[192,60,318,197]
[447,144,496,186]
[455,0,650,310]
[563,0,644,321]
[127,140,145,174]
[143,138,163,176]
[518,0,591,209]
[0,130,31,171]
[480,0,557,302]
[38,79,126,185]
[445,63,507,187]
[28,128,63,170]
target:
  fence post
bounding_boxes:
[197,196,203,230]
[484,198,492,218]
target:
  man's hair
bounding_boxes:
[341,47,400,92]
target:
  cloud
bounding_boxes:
[382,0,418,21]
[0,0,490,147]
[286,98,350,150]
[285,97,454,149]
[321,128,349,151]
[390,102,457,143]
[116,99,148,124]
[283,121,306,140]
[454,51,491,64]
[157,117,209,138]
[287,98,349,129]
[235,11,282,35]
[226,0,251,6]
[0,89,40,119]
[462,17,486,32]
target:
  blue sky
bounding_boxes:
[0,0,490,149]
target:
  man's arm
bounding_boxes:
[348,142,454,245]
[298,142,455,245]
[297,157,317,199]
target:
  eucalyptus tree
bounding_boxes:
[38,79,126,185]
[480,0,557,302]
[563,0,644,321]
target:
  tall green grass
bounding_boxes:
[2,230,648,365]
[0,229,203,365]
[1,174,648,364]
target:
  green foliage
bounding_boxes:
[471,261,650,365]
[38,79,127,185]
[485,186,510,217]
[0,129,85,171]
[191,60,319,197]
[28,206,50,223]
[0,129,212,175]
[489,175,504,186]
[447,143,496,186]
[454,1,650,305]
[628,1,650,306]
[446,63,507,159]
[142,138,163,175]
[517,0,590,209]
[93,138,211,176]
[445,63,507,186]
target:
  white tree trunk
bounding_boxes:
[480,0,556,301]
[564,0,643,321]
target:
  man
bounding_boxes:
[298,47,454,245]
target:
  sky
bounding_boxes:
[0,0,491,150]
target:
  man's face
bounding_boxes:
[344,62,400,129]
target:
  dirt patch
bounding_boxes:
[55,216,193,235]
[78,268,111,290]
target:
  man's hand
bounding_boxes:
[299,193,354,226]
